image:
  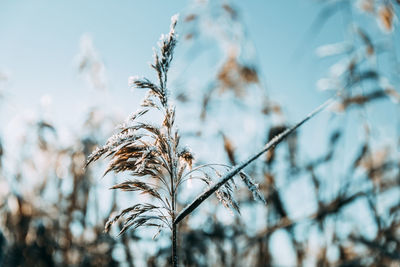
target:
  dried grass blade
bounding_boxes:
[174,97,335,225]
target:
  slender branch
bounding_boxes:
[174,97,336,225]
[177,175,215,188]
[181,163,232,179]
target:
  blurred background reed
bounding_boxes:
[0,0,399,266]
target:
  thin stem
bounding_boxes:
[171,171,178,267]
[174,97,335,225]
[171,166,178,267]
[181,163,232,179]
[155,208,171,229]
[177,175,213,188]
[172,220,177,267]
[166,119,178,267]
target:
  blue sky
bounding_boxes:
[0,0,336,124]
[0,0,351,160]
[1,0,395,136]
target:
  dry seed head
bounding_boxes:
[87,13,266,237]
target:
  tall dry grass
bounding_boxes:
[85,14,341,266]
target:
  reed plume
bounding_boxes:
[86,14,265,266]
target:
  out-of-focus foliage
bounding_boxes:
[0,111,124,266]
[0,0,399,266]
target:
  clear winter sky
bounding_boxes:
[0,0,345,127]
[1,0,397,173]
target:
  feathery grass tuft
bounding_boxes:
[87,14,266,267]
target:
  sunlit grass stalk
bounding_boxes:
[86,15,197,266]
[86,14,335,267]
[174,97,335,225]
